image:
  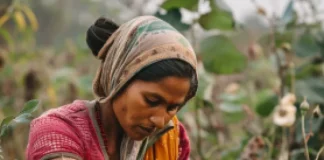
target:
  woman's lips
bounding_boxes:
[138,126,156,135]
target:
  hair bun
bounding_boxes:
[86,17,119,57]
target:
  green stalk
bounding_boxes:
[301,115,310,160]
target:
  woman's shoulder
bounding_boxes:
[29,100,94,138]
[34,100,91,122]
[26,100,98,160]
[40,100,89,117]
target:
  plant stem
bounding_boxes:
[315,145,324,160]
[290,62,295,94]
[267,126,276,159]
[301,115,310,160]
[280,127,288,160]
[264,136,273,160]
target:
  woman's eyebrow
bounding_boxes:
[143,92,184,106]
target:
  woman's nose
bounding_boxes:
[149,116,165,129]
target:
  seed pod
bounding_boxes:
[300,97,310,115]
[313,105,322,118]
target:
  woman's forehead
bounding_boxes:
[135,77,190,99]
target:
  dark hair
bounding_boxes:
[86,17,198,100]
[133,59,197,100]
[86,17,119,57]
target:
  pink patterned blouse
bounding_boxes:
[26,100,190,160]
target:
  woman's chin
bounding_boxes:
[127,133,148,141]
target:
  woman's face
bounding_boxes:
[112,76,190,140]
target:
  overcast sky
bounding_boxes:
[226,0,324,24]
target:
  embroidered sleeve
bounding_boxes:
[178,122,190,160]
[26,116,84,160]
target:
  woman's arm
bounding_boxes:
[51,156,78,160]
[26,116,83,160]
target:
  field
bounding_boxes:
[0,0,323,159]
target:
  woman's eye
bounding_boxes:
[145,97,160,107]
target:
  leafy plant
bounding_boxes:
[0,99,40,138]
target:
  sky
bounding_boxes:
[225,0,324,24]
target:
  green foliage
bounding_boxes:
[1,0,324,159]
[198,8,233,30]
[200,35,247,74]
[19,99,39,114]
[295,117,323,143]
[0,28,13,48]
[161,0,198,11]
[294,62,322,79]
[281,0,295,26]
[296,78,324,104]
[0,116,15,137]
[220,146,242,160]
[255,90,279,117]
[155,8,190,31]
[293,32,321,57]
[0,99,40,138]
[314,31,324,58]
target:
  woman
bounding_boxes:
[26,16,198,160]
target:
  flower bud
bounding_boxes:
[300,97,310,115]
[281,42,291,53]
[313,105,322,118]
[257,7,267,16]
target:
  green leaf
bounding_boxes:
[294,61,322,80]
[293,32,320,57]
[13,113,33,124]
[314,31,324,58]
[220,102,242,112]
[161,0,198,11]
[275,31,294,47]
[219,92,246,103]
[255,90,279,117]
[155,9,190,31]
[295,117,323,143]
[220,146,242,160]
[295,77,324,104]
[222,111,245,123]
[281,0,294,25]
[20,99,40,114]
[0,116,14,137]
[200,35,246,74]
[195,72,209,99]
[198,9,233,30]
[203,99,214,109]
[0,28,13,47]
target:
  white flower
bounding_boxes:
[273,104,296,127]
[280,93,296,106]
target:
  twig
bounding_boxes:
[264,136,273,159]
[280,128,288,160]
[301,115,310,160]
[267,126,276,159]
[205,145,219,158]
[289,62,295,94]
[315,145,324,160]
